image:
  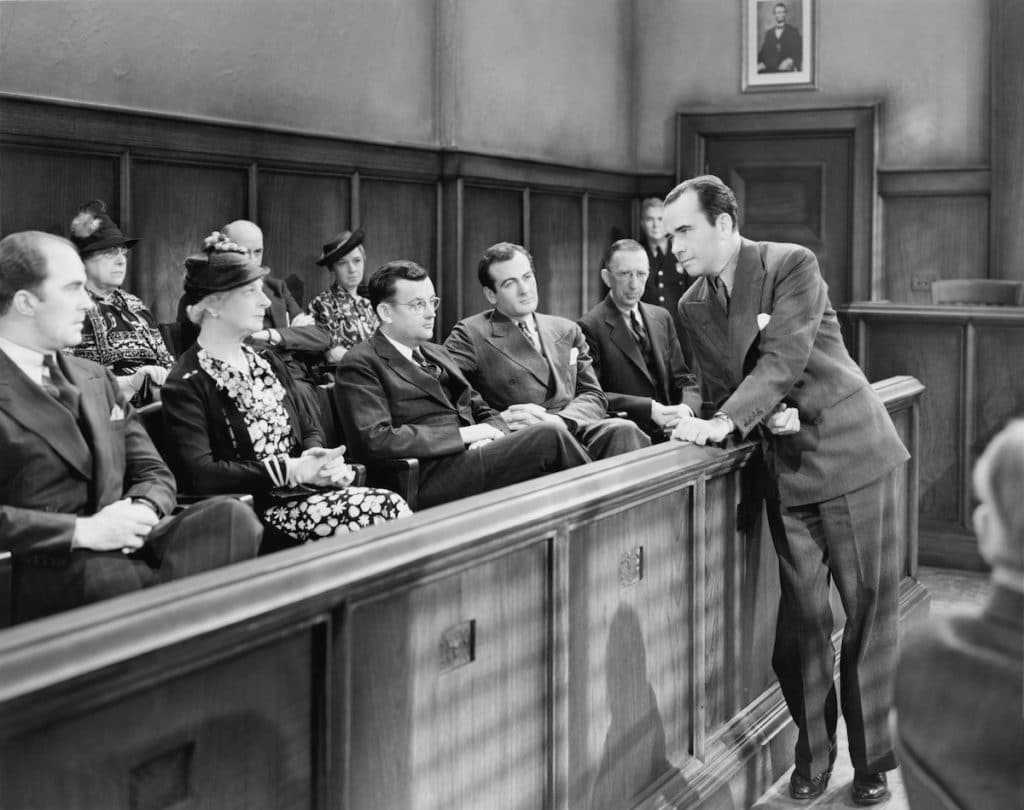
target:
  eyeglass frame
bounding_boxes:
[389,295,440,315]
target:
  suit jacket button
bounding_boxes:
[508,378,516,385]
[814,416,824,425]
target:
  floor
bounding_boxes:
[750,565,992,810]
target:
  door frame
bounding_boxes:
[676,105,879,302]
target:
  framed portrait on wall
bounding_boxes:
[742,0,816,92]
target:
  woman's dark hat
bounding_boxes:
[182,232,268,305]
[69,200,139,256]
[316,228,364,267]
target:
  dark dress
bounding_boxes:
[162,344,410,543]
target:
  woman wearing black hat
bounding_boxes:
[307,229,379,364]
[161,233,411,548]
[68,200,174,405]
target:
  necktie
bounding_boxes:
[43,354,81,416]
[710,275,730,313]
[518,321,540,354]
[411,347,441,380]
[629,310,650,353]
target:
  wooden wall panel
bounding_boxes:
[882,195,989,303]
[459,185,522,325]
[344,541,549,810]
[567,491,692,810]
[974,326,1024,462]
[530,192,583,320]
[257,170,350,308]
[0,145,120,237]
[2,631,314,810]
[131,160,248,322]
[863,322,961,523]
[360,177,438,283]
[586,196,632,309]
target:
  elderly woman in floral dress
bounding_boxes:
[307,229,379,365]
[68,200,174,405]
[161,233,411,550]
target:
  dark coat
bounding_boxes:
[578,295,701,433]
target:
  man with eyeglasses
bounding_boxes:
[335,260,590,509]
[578,239,700,440]
[444,242,649,460]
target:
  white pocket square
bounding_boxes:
[757,313,771,331]
[109,404,125,421]
[569,347,579,366]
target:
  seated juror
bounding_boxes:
[895,419,1024,810]
[0,231,262,623]
[444,242,649,459]
[335,260,591,509]
[578,239,701,439]
[161,234,411,550]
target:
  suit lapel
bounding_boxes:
[64,355,119,500]
[372,334,455,410]
[727,240,767,384]
[0,349,92,479]
[681,277,729,358]
[639,304,669,397]
[488,311,551,387]
[604,297,653,384]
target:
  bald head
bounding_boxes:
[0,231,76,315]
[973,420,1024,575]
[222,220,264,266]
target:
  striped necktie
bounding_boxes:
[518,321,540,353]
[42,354,82,416]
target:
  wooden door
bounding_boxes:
[677,107,877,305]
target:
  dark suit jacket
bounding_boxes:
[334,331,508,464]
[578,296,700,433]
[444,310,608,427]
[176,273,330,357]
[678,238,908,506]
[161,345,322,509]
[895,585,1024,809]
[0,349,176,557]
[758,24,802,72]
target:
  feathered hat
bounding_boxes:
[68,200,138,256]
[181,231,268,305]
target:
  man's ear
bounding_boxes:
[973,502,1003,565]
[376,302,392,324]
[482,286,497,306]
[599,268,612,288]
[11,289,38,317]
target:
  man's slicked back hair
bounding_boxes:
[477,242,533,290]
[0,231,72,316]
[367,260,430,312]
[664,175,739,231]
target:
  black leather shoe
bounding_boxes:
[852,771,889,805]
[789,768,831,800]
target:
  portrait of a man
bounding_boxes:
[758,2,803,73]
[743,0,815,91]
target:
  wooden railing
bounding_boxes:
[0,377,926,810]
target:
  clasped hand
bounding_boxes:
[500,402,561,432]
[459,423,505,450]
[670,416,731,446]
[764,403,800,435]
[74,497,159,552]
[293,445,355,487]
[651,401,692,429]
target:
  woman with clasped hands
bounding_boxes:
[161,233,411,550]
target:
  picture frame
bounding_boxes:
[742,0,816,92]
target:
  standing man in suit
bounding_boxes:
[0,231,262,622]
[176,220,330,412]
[445,242,649,460]
[578,239,700,439]
[895,420,1024,810]
[335,260,590,509]
[663,176,908,805]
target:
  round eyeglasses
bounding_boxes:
[391,296,440,315]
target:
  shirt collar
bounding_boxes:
[714,241,742,295]
[381,332,416,362]
[0,335,50,386]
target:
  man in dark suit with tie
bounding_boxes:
[0,231,262,623]
[663,176,908,805]
[335,260,590,509]
[444,242,649,460]
[895,420,1024,810]
[578,239,701,439]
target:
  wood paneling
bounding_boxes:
[458,185,522,325]
[863,321,961,524]
[258,170,350,308]
[882,195,989,303]
[0,145,120,237]
[2,630,315,810]
[567,490,693,810]
[344,541,549,810]
[131,160,248,322]
[360,177,438,282]
[990,0,1024,283]
[586,195,632,309]
[974,326,1024,462]
[530,192,583,319]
